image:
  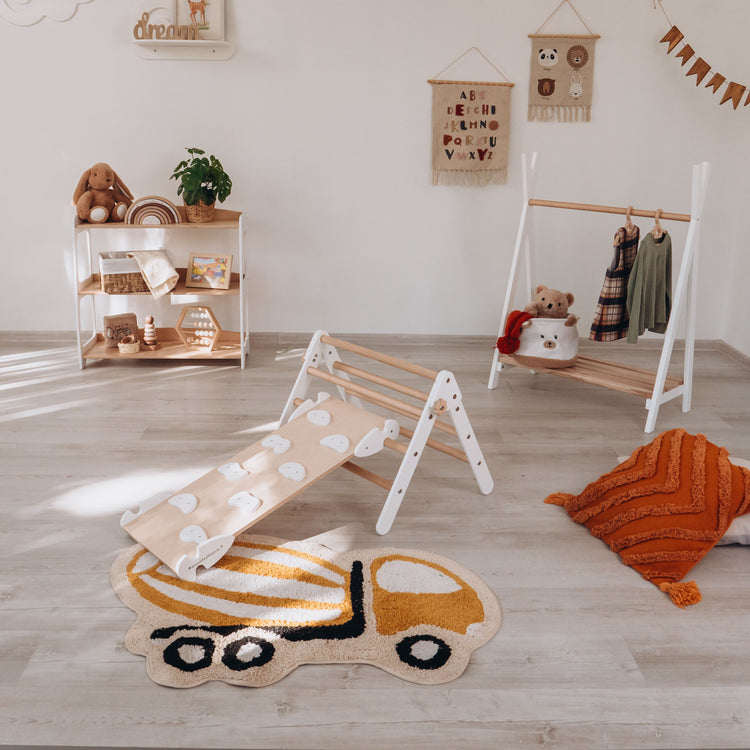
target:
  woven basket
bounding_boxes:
[184,200,215,223]
[99,252,149,294]
[102,272,149,294]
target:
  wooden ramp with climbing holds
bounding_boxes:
[121,330,493,579]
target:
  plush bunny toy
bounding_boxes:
[73,163,133,223]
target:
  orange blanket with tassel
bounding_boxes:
[546,429,750,607]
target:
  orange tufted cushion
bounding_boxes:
[546,429,750,607]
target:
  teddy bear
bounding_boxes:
[73,163,133,223]
[524,285,578,326]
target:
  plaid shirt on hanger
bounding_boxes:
[589,224,640,342]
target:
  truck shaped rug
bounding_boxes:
[110,534,501,687]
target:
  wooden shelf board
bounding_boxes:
[497,354,683,400]
[74,208,241,230]
[78,269,241,296]
[82,329,243,361]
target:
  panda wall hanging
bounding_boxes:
[428,47,514,186]
[528,0,599,122]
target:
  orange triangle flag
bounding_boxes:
[720,82,746,109]
[675,44,694,66]
[705,73,726,94]
[659,26,684,54]
[685,57,710,85]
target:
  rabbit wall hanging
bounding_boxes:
[528,0,599,122]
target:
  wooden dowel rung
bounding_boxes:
[528,199,691,223]
[332,361,431,402]
[384,438,408,455]
[399,426,470,464]
[321,335,439,380]
[341,461,393,490]
[309,366,421,418]
[307,366,457,437]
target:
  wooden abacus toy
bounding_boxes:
[175,305,222,351]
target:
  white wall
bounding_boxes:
[1,0,748,351]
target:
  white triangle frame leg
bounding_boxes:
[376,369,493,535]
[281,331,494,534]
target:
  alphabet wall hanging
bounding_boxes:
[527,0,599,122]
[428,47,514,186]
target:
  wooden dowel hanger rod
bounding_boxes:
[528,198,691,223]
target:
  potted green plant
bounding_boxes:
[170,146,232,223]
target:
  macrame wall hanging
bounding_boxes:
[429,47,514,186]
[528,0,599,122]
[656,1,749,110]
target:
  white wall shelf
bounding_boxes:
[133,39,234,61]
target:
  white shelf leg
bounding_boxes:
[72,223,85,369]
[239,213,247,370]
[644,162,710,433]
[488,152,537,389]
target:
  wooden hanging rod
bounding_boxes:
[528,33,600,39]
[528,199,691,223]
[428,79,514,87]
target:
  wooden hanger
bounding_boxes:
[651,208,664,238]
[625,205,634,229]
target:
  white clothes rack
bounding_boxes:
[488,153,711,434]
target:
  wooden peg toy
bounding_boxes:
[143,315,161,350]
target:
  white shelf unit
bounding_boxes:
[488,153,711,434]
[71,208,248,369]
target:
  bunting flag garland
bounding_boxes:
[527,1,600,122]
[429,48,514,186]
[657,3,749,110]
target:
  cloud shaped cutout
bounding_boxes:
[0,0,94,26]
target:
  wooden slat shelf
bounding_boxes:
[74,208,242,230]
[82,329,242,361]
[497,354,683,400]
[77,269,241,296]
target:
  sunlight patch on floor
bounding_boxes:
[51,467,211,517]
[274,348,306,362]
[234,419,280,436]
[0,397,98,424]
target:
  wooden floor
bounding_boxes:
[2,333,750,750]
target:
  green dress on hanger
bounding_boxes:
[625,231,672,343]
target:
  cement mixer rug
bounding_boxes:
[110,534,502,687]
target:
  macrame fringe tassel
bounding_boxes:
[659,580,702,608]
[432,169,507,187]
[544,492,575,506]
[528,104,591,122]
